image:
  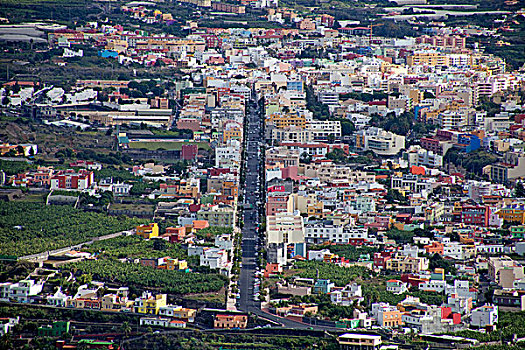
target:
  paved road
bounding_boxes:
[235,93,354,331]
[238,94,263,312]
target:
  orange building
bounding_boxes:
[424,241,444,255]
[136,223,159,239]
[166,227,186,242]
[214,314,248,329]
[264,263,283,278]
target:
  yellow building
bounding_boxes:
[136,223,159,239]
[222,122,243,143]
[496,208,525,224]
[266,113,307,129]
[307,202,325,219]
[385,255,429,274]
[407,52,448,67]
[134,293,167,315]
[166,258,188,271]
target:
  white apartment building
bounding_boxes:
[306,120,341,140]
[405,146,443,168]
[318,90,339,105]
[443,242,475,260]
[420,280,449,293]
[471,305,498,328]
[200,248,229,271]
[448,280,477,300]
[391,175,433,194]
[331,283,363,306]
[215,142,241,168]
[304,225,367,244]
[0,280,44,303]
[356,127,405,156]
[437,109,469,129]
[267,211,305,245]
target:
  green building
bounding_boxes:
[38,321,70,337]
[511,226,525,239]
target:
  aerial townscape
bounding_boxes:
[0,0,525,349]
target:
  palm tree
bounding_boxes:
[120,321,132,337]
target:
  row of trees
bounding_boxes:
[295,260,373,286]
[444,149,498,175]
[0,202,147,256]
[0,159,35,176]
[67,259,227,295]
[82,235,188,260]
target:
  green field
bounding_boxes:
[129,141,210,151]
[0,201,147,256]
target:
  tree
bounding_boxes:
[15,146,25,156]
[300,152,312,164]
[429,253,457,275]
[153,238,167,251]
[77,273,92,286]
[326,148,347,163]
[120,321,132,337]
[516,182,525,198]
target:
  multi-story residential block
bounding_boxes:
[371,303,403,327]
[471,305,498,328]
[405,146,443,168]
[489,256,525,288]
[416,35,466,49]
[200,248,229,272]
[385,255,429,274]
[490,152,525,184]
[0,280,44,303]
[214,314,248,329]
[493,289,525,310]
[196,205,235,227]
[337,334,382,350]
[215,140,242,168]
[50,169,94,190]
[355,127,405,156]
[391,175,433,194]
[136,223,159,239]
[267,211,305,245]
[330,283,363,306]
[134,292,167,315]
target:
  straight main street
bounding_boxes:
[239,93,262,313]
[237,92,332,330]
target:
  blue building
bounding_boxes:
[313,279,335,294]
[287,80,304,93]
[98,50,118,58]
[457,134,481,153]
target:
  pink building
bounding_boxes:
[266,193,289,216]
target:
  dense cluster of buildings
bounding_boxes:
[0,0,524,342]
